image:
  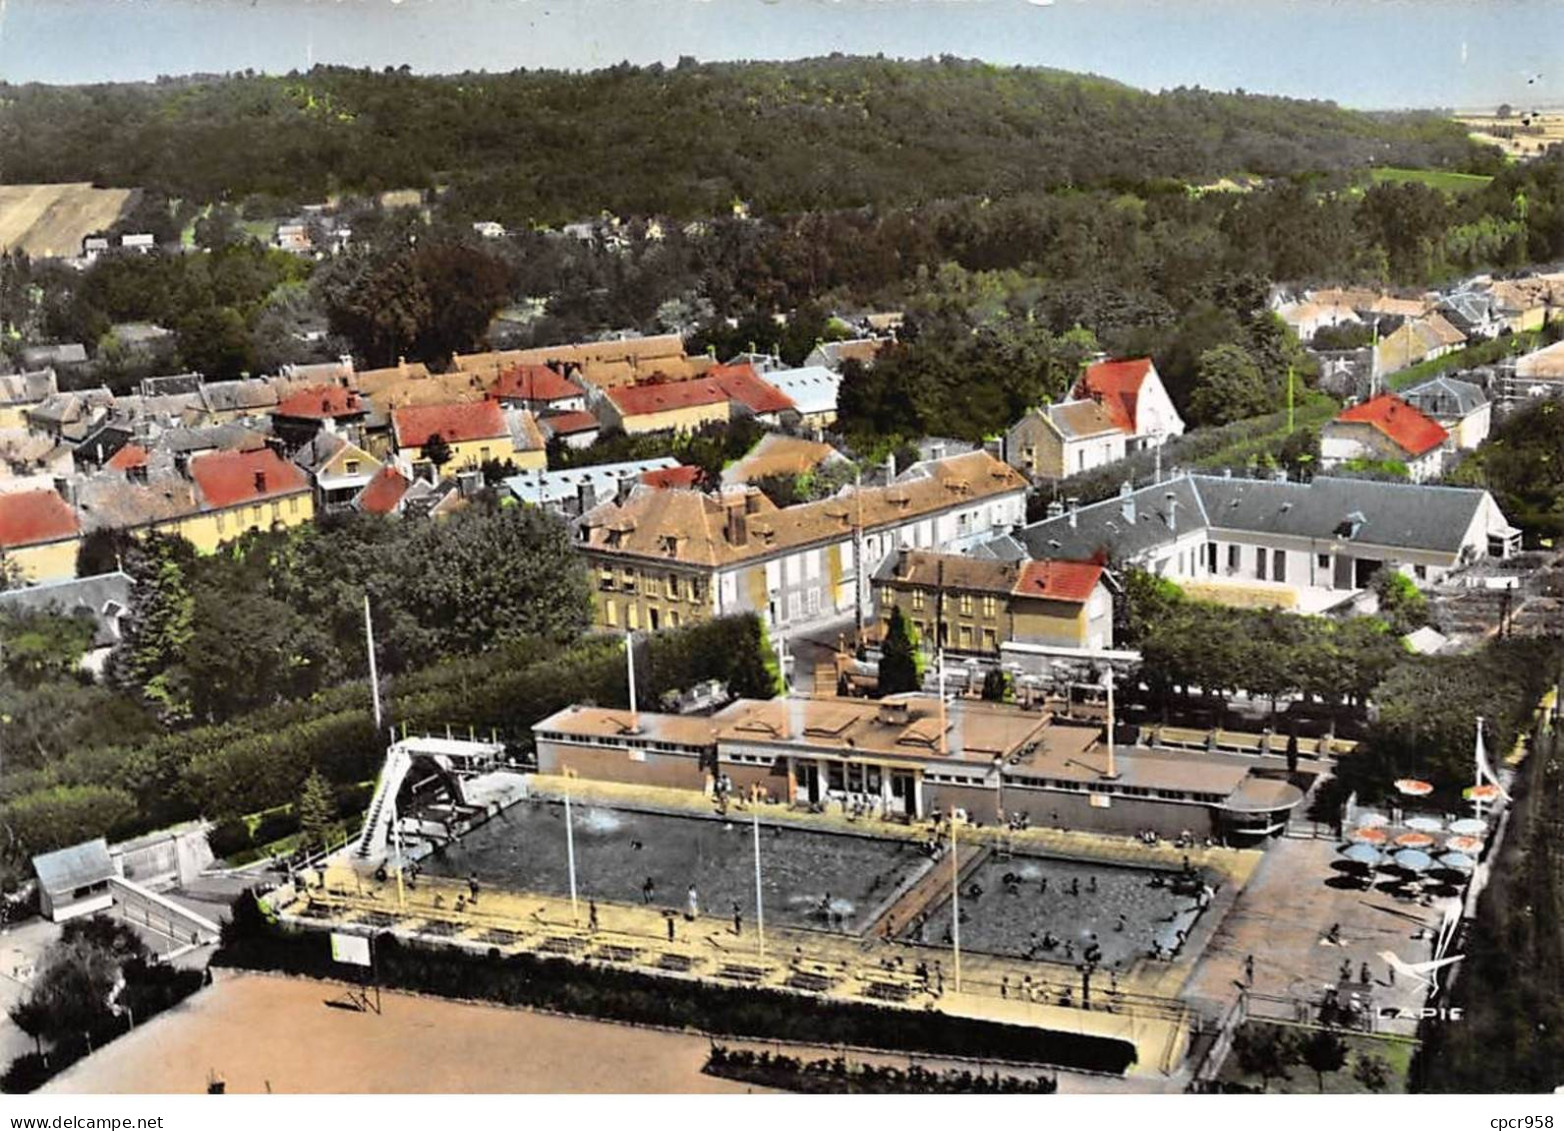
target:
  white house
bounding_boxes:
[1072,358,1185,451]
[1400,376,1491,450]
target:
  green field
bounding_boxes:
[1368,167,1493,194]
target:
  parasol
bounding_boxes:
[1396,779,1435,797]
[1444,834,1483,855]
[1349,826,1388,844]
[1448,818,1488,836]
[1339,843,1384,867]
[1436,851,1475,872]
[1464,784,1502,802]
[1394,831,1436,849]
[1405,816,1444,833]
[1391,848,1433,872]
[1354,812,1390,828]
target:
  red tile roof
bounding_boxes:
[605,364,795,421]
[275,385,366,420]
[1075,358,1153,434]
[1334,394,1449,457]
[640,465,704,490]
[709,363,795,416]
[540,410,600,435]
[356,467,411,515]
[606,377,730,418]
[0,489,81,548]
[492,364,582,404]
[1012,559,1104,603]
[189,448,310,509]
[106,444,148,471]
[391,400,509,448]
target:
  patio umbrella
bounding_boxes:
[1392,848,1434,873]
[1444,835,1483,855]
[1394,831,1437,849]
[1436,851,1475,872]
[1449,818,1488,837]
[1339,843,1384,867]
[1464,784,1502,802]
[1405,816,1444,833]
[1396,779,1435,797]
[1354,812,1390,828]
[1349,826,1389,845]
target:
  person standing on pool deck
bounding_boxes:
[1088,875,1097,894]
[588,900,599,932]
[666,912,676,942]
[732,901,743,935]
[1244,954,1255,985]
[642,876,655,904]
[687,884,700,921]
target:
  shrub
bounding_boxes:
[206,818,252,860]
[251,809,300,848]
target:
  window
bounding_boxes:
[666,573,678,598]
[627,604,640,630]
[251,505,262,524]
[289,496,300,515]
[1273,552,1286,583]
[1414,564,1427,580]
[271,500,281,521]
[983,628,997,652]
[345,459,361,475]
[1317,553,1330,569]
[605,600,618,627]
[881,587,895,606]
[480,446,491,461]
[806,588,821,615]
[216,512,226,534]
[805,550,820,580]
[959,624,973,648]
[668,611,680,628]
[912,589,925,611]
[1255,547,1267,579]
[959,593,973,616]
[1227,544,1240,572]
[599,567,614,590]
[982,595,997,618]
[787,592,802,621]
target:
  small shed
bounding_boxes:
[32,838,115,922]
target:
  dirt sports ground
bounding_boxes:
[43,972,754,1094]
[0,183,136,258]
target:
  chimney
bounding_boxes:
[884,452,896,482]
[254,469,268,493]
[1067,497,1080,529]
[1165,491,1178,531]
[53,475,76,508]
[725,502,749,547]
[929,440,946,462]
[174,452,191,479]
[577,479,598,515]
[1119,481,1136,524]
[745,489,763,515]
[1045,499,1065,521]
[896,546,910,578]
[397,356,409,376]
[457,469,483,498]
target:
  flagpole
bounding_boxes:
[565,783,579,923]
[391,800,405,909]
[1473,715,1484,823]
[950,816,961,993]
[364,594,382,731]
[752,807,765,958]
[1287,363,1295,433]
[625,631,638,731]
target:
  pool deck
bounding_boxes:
[282,774,1268,1077]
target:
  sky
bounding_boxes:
[0,0,1558,111]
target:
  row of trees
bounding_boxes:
[0,613,779,877]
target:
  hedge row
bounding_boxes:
[1,615,778,868]
[215,894,1136,1075]
[704,1045,1060,1093]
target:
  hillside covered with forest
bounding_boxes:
[0,56,1497,223]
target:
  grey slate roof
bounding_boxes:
[1400,375,1488,419]
[1013,477,1206,563]
[32,838,114,893]
[998,473,1500,564]
[1193,475,1487,555]
[0,571,131,647]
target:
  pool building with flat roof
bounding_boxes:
[532,696,1303,842]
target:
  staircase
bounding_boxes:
[354,744,412,862]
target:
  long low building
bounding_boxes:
[533,696,1302,841]
[984,473,1520,596]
